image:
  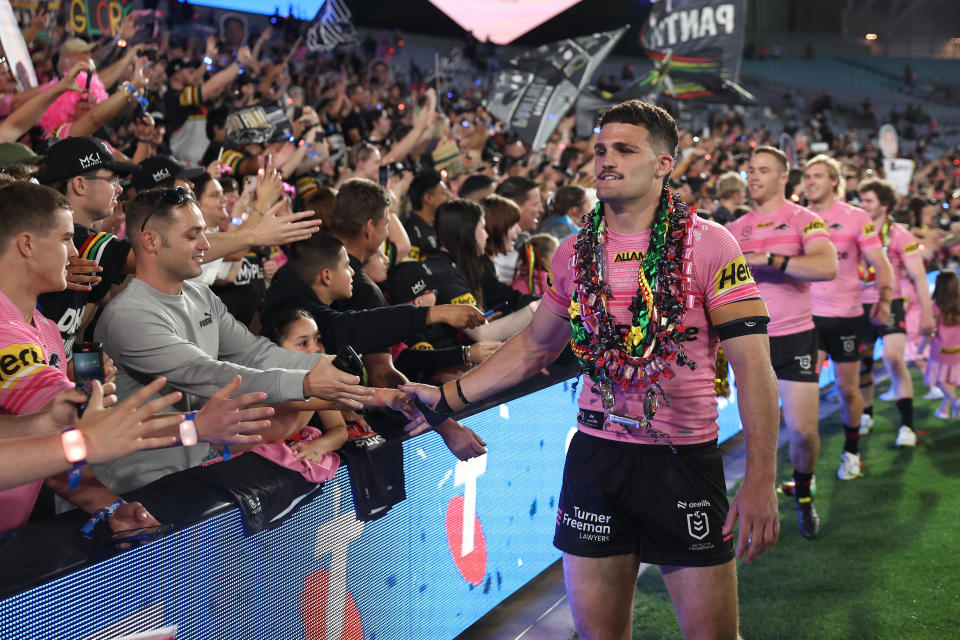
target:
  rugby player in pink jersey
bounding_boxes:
[857,178,935,448]
[726,147,838,539]
[401,101,781,640]
[803,155,894,481]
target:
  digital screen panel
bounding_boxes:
[0,375,751,639]
[177,0,328,21]
[427,0,583,44]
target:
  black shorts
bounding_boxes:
[861,298,906,345]
[813,315,863,363]
[554,430,733,567]
[768,329,819,382]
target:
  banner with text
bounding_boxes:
[638,0,746,100]
[485,26,626,151]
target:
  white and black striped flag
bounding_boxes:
[306,0,359,53]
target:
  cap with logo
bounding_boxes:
[132,155,205,192]
[385,261,434,304]
[0,142,42,168]
[39,137,140,184]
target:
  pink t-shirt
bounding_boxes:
[726,201,831,336]
[542,215,760,445]
[0,291,73,533]
[249,427,340,484]
[861,220,922,304]
[930,304,960,367]
[810,201,881,318]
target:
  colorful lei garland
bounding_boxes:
[568,186,697,390]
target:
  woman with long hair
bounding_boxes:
[426,199,537,342]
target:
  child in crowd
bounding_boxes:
[511,233,559,296]
[225,308,416,480]
[922,271,960,419]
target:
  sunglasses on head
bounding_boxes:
[136,186,191,232]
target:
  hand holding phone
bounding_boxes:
[96,523,174,546]
[73,342,105,416]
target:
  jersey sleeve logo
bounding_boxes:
[803,219,828,237]
[411,341,434,350]
[0,344,47,385]
[862,221,877,236]
[713,256,755,297]
[903,241,920,256]
[451,292,478,307]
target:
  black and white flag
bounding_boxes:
[485,26,627,151]
[306,0,359,53]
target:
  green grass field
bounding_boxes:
[630,370,960,639]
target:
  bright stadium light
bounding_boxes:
[865,33,878,41]
[427,0,584,44]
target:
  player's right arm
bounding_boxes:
[459,306,571,403]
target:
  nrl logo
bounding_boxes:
[78,153,100,169]
[152,168,172,183]
[687,511,709,540]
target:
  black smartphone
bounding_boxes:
[331,345,363,378]
[378,164,390,187]
[96,523,173,546]
[73,342,105,416]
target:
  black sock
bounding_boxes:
[793,470,814,499]
[863,405,873,417]
[895,398,913,428]
[843,424,860,454]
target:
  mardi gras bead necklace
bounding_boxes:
[568,186,697,442]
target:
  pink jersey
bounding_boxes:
[810,201,881,318]
[861,220,922,304]
[543,215,760,446]
[726,201,831,336]
[0,290,73,533]
[930,305,960,367]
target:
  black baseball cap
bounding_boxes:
[39,137,140,184]
[385,261,434,304]
[132,155,205,191]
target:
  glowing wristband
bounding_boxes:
[179,411,198,446]
[61,428,87,491]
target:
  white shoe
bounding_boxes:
[837,451,863,480]
[879,388,896,402]
[859,414,874,435]
[895,425,917,448]
[924,387,945,400]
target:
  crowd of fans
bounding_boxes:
[0,5,958,545]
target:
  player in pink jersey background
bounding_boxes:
[858,178,935,448]
[803,155,894,482]
[726,147,837,539]
[401,101,781,640]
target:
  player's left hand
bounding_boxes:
[722,477,779,563]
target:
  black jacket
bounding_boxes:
[260,266,430,355]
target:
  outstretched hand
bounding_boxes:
[249,202,320,246]
[195,376,274,446]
